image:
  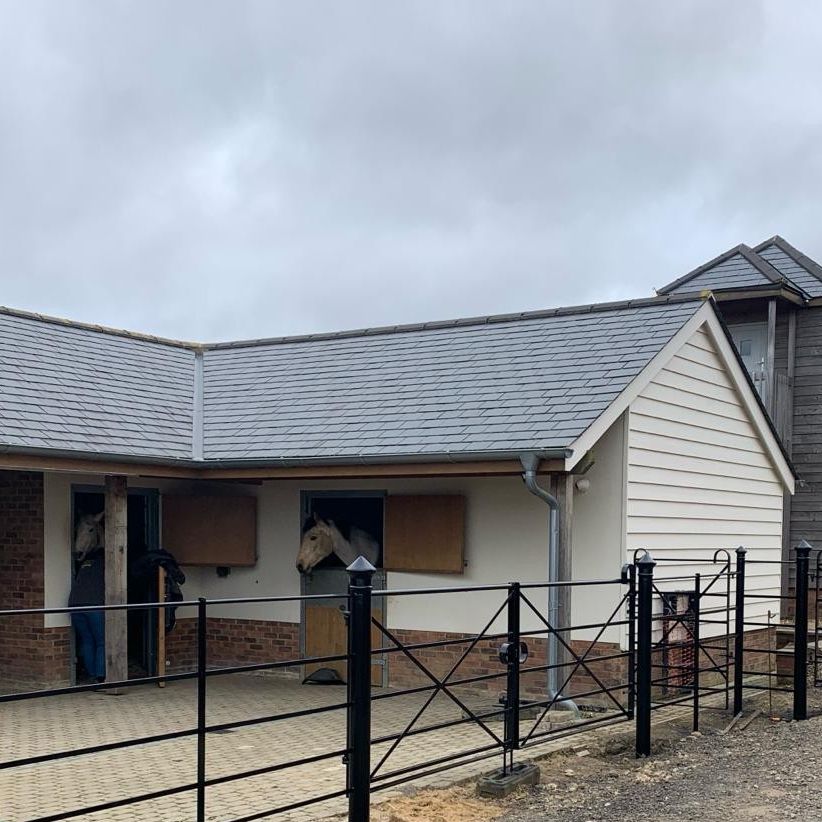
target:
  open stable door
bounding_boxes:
[302,568,386,687]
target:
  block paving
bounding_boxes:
[0,673,589,822]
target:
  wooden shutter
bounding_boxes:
[161,495,257,566]
[383,495,465,574]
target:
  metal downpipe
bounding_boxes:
[521,455,580,716]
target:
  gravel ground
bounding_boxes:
[501,691,822,822]
[501,718,822,821]
[375,688,822,822]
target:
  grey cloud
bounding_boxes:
[0,1,820,342]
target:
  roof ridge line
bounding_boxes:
[200,293,703,351]
[0,295,704,353]
[0,305,202,350]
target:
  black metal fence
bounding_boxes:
[633,541,816,757]
[0,544,817,822]
[361,564,635,809]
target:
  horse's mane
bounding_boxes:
[302,515,352,542]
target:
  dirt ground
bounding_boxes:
[372,688,822,822]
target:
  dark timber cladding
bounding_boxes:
[790,307,822,548]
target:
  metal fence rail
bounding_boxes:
[633,541,816,758]
[0,591,354,822]
[1,542,819,821]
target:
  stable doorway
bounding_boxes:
[71,487,160,680]
[299,491,387,687]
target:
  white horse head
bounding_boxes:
[296,514,379,575]
[74,511,104,560]
[297,515,337,573]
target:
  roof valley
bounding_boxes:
[192,350,205,461]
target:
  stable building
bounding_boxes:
[0,293,793,688]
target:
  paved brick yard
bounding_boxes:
[1,673,570,822]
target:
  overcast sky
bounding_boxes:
[1,2,820,342]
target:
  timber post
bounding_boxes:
[104,474,128,687]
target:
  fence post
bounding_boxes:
[347,556,375,822]
[794,540,812,721]
[504,581,521,770]
[692,574,701,733]
[636,551,655,758]
[196,597,207,822]
[733,547,746,716]
[624,563,637,720]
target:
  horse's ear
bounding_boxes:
[312,511,324,524]
[94,511,105,523]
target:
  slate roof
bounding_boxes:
[755,237,822,298]
[658,236,822,299]
[0,297,703,465]
[0,309,195,460]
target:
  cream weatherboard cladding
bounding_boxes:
[626,323,784,623]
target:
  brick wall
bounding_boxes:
[165,617,300,672]
[158,610,777,706]
[0,470,70,686]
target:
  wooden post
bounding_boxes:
[105,475,128,687]
[158,566,166,688]
[552,474,574,687]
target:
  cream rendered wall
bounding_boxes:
[570,413,627,643]
[627,323,785,626]
[195,473,631,635]
[201,476,552,635]
[42,439,631,638]
[43,473,562,635]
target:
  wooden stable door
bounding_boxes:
[304,603,384,686]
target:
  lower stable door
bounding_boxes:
[302,567,386,687]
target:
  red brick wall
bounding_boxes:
[165,617,300,671]
[145,606,779,703]
[0,470,70,686]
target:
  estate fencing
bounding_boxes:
[0,543,818,822]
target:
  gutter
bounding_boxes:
[520,453,579,715]
[0,443,573,470]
